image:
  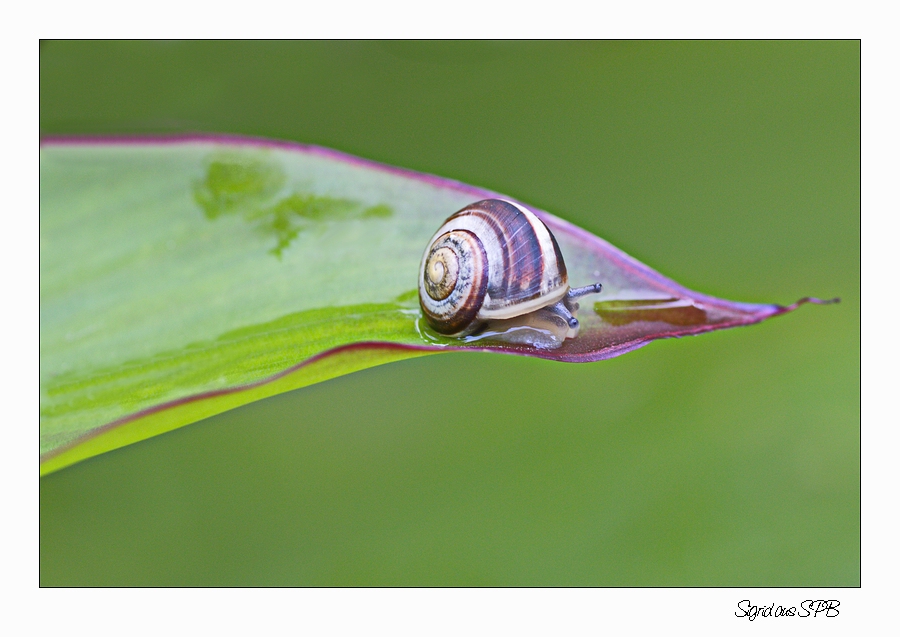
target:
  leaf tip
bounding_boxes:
[778,296,841,313]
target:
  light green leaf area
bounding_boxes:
[41,142,474,474]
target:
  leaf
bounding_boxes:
[39,135,833,475]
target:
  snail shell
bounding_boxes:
[419,199,584,337]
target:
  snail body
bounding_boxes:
[418,199,603,340]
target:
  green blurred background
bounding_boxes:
[40,41,859,586]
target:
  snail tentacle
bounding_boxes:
[568,283,603,299]
[548,300,579,329]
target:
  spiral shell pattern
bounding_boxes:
[419,230,489,334]
[418,199,570,335]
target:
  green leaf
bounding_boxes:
[40,136,827,475]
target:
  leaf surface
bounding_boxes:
[40,135,827,474]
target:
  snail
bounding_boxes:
[418,199,603,342]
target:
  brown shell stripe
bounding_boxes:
[456,200,546,306]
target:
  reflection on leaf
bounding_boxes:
[193,153,393,256]
[594,299,708,327]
